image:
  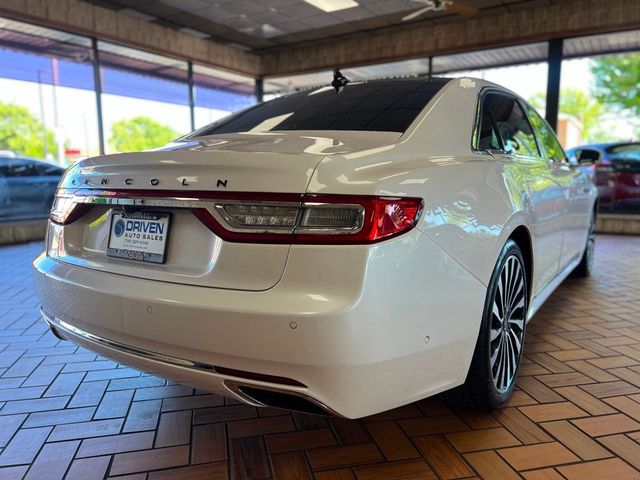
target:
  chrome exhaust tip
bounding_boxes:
[226,381,337,417]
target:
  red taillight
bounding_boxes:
[51,189,423,245]
[374,198,423,241]
[194,194,422,244]
[294,195,423,244]
[50,192,91,225]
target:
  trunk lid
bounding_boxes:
[55,131,400,291]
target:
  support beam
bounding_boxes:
[259,0,640,76]
[545,39,563,132]
[91,38,105,156]
[255,77,264,103]
[0,0,259,76]
[188,61,196,132]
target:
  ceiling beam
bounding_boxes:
[0,0,260,77]
[259,0,640,77]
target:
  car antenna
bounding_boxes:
[331,69,350,93]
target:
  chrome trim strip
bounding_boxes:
[67,194,366,236]
[40,310,337,415]
[41,309,211,370]
[71,194,301,235]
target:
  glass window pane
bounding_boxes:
[98,41,190,153]
[0,17,99,165]
[193,64,255,129]
[485,93,540,157]
[476,108,502,151]
[195,79,449,136]
[524,104,566,162]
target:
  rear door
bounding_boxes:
[524,105,589,267]
[482,92,566,292]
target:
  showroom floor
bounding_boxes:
[0,237,639,480]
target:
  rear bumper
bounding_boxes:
[33,229,487,418]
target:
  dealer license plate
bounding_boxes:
[107,211,170,264]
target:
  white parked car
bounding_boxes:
[34,78,597,418]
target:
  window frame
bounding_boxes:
[472,88,543,160]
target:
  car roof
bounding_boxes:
[568,142,640,153]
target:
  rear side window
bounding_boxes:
[483,93,540,157]
[193,79,450,136]
[476,107,502,151]
[524,105,567,162]
[33,162,64,176]
[0,158,38,177]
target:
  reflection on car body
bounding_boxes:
[0,152,65,221]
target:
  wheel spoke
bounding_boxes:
[510,275,523,310]
[504,334,512,386]
[509,317,524,330]
[509,327,522,355]
[506,332,517,377]
[492,301,503,324]
[491,335,503,367]
[490,327,501,341]
[508,261,522,309]
[501,339,509,389]
[512,295,525,312]
[497,275,506,319]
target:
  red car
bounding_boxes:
[568,142,640,212]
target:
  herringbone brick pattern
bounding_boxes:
[0,235,639,479]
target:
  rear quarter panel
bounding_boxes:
[307,79,538,293]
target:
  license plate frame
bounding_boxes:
[107,210,171,264]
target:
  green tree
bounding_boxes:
[591,54,640,117]
[109,116,178,153]
[529,88,613,143]
[0,101,56,158]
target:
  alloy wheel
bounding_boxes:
[490,255,526,393]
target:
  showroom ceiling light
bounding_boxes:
[303,0,359,13]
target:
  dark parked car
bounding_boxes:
[567,142,640,212]
[0,152,65,221]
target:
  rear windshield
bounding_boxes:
[193,78,450,136]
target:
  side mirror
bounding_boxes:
[577,150,600,166]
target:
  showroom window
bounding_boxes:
[559,30,640,214]
[98,42,191,154]
[0,17,100,165]
[193,64,255,129]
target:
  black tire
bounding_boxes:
[572,210,596,277]
[443,240,528,410]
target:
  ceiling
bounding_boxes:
[83,0,552,51]
[263,28,640,93]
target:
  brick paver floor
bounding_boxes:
[1,235,640,479]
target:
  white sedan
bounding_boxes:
[33,77,597,418]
